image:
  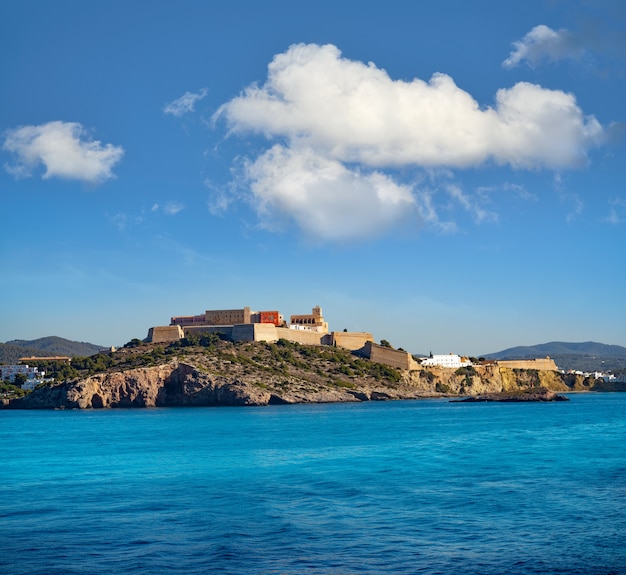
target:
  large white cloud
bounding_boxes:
[217,43,603,170]
[214,43,606,241]
[503,25,586,69]
[3,121,124,183]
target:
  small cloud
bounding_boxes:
[3,121,124,183]
[445,184,498,224]
[107,210,146,232]
[150,201,185,216]
[413,189,457,235]
[605,197,626,224]
[566,194,584,223]
[163,88,208,117]
[109,212,128,232]
[162,201,184,215]
[205,178,238,216]
[503,25,587,69]
[553,172,584,222]
[502,182,537,202]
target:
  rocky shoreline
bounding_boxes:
[451,387,569,403]
[1,339,606,410]
[2,362,572,410]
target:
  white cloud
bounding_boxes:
[245,145,416,241]
[162,201,184,215]
[605,198,626,225]
[109,212,129,232]
[445,184,498,224]
[151,201,185,216]
[3,121,124,183]
[501,182,537,202]
[217,43,604,171]
[205,178,238,216]
[503,25,586,69]
[412,189,457,235]
[163,89,208,117]
[214,43,607,241]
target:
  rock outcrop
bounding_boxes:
[452,387,569,402]
[401,365,570,396]
[5,362,273,409]
[3,347,590,410]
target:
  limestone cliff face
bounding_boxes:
[6,362,272,409]
[6,360,576,410]
[160,363,271,407]
[402,365,569,395]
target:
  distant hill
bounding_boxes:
[483,341,626,372]
[1,336,105,364]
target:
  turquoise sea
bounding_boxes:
[1,394,625,574]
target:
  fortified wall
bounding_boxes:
[147,304,560,376]
[147,325,184,343]
[363,341,420,371]
[495,358,558,371]
[179,323,373,350]
[275,327,328,346]
[330,332,374,352]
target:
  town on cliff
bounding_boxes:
[2,304,622,408]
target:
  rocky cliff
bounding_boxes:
[401,365,571,396]
[5,357,578,410]
[5,362,274,409]
[5,338,604,409]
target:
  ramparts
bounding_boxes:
[495,358,558,371]
[330,332,374,351]
[147,322,375,354]
[364,342,420,371]
[147,325,184,343]
[275,327,328,346]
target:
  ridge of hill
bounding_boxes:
[483,341,626,372]
[5,337,595,409]
[1,336,105,363]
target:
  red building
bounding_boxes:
[258,311,281,326]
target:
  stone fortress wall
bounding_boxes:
[146,305,558,374]
[147,325,184,343]
[495,358,558,371]
[330,332,376,352]
[364,342,420,371]
[149,306,374,350]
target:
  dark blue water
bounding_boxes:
[1,394,624,574]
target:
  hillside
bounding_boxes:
[483,341,626,372]
[1,336,105,363]
[4,336,609,409]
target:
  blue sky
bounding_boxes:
[1,0,625,356]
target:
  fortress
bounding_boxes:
[146,304,558,373]
[148,305,374,353]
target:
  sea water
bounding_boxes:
[1,394,624,575]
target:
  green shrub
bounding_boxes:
[333,380,356,389]
[420,370,435,383]
[455,366,477,377]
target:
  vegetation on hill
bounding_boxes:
[25,334,403,391]
[0,343,53,364]
[4,336,105,358]
[5,334,614,407]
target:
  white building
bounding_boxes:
[420,353,472,369]
[0,364,45,389]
